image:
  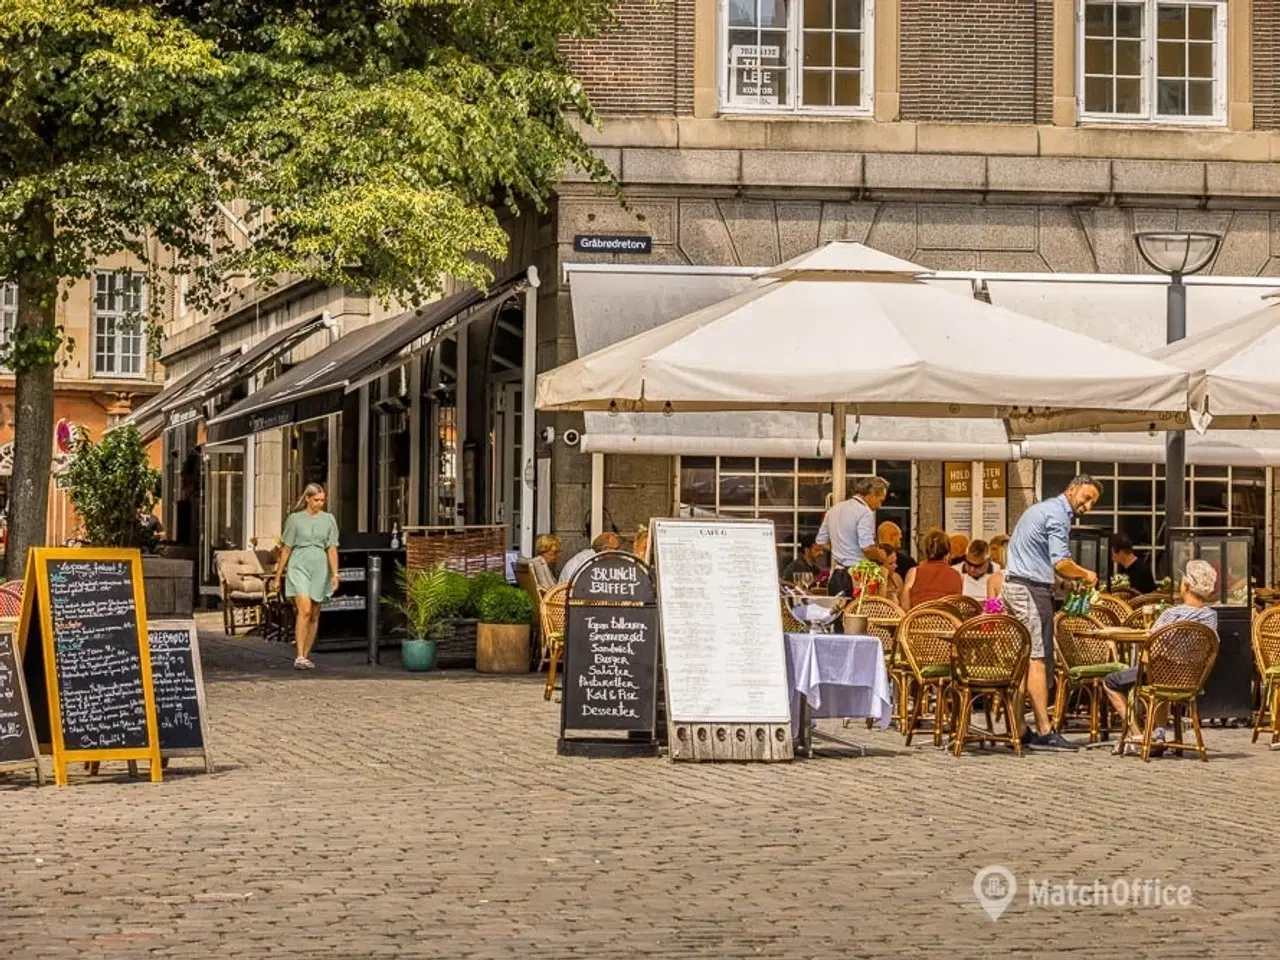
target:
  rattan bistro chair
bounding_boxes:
[847,595,905,728]
[1053,613,1127,743]
[927,594,983,621]
[1125,607,1157,630]
[949,615,1031,756]
[1251,606,1280,746]
[1092,594,1133,624]
[1132,591,1173,609]
[541,583,569,701]
[897,607,961,747]
[1117,621,1219,762]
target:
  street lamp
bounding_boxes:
[1133,230,1223,540]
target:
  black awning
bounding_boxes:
[162,312,330,427]
[114,352,232,431]
[205,281,522,444]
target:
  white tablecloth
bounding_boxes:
[785,633,893,737]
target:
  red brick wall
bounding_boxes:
[1255,1,1280,129]
[562,0,694,115]
[900,0,1046,123]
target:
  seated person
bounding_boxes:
[1103,559,1218,756]
[530,533,562,590]
[1109,532,1157,594]
[901,528,963,610]
[781,535,826,583]
[558,532,621,584]
[959,539,999,600]
[878,543,905,606]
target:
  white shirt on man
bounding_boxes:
[960,561,1001,600]
[558,547,596,584]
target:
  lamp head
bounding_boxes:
[1133,231,1222,278]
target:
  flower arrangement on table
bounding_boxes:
[847,558,888,614]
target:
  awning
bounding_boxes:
[568,264,1273,464]
[162,312,332,428]
[205,280,523,444]
[110,352,241,443]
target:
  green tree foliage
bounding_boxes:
[62,426,163,549]
[0,0,614,576]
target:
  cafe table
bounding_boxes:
[785,632,893,757]
[1077,626,1151,748]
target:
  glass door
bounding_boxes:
[490,380,522,546]
[201,446,245,587]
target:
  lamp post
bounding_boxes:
[1133,231,1222,541]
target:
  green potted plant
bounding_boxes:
[384,563,454,671]
[475,584,534,674]
[63,425,194,616]
[844,558,887,635]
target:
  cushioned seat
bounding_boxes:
[1069,661,1128,679]
[1266,665,1280,678]
[215,548,278,636]
[919,664,951,679]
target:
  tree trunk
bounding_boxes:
[5,207,58,582]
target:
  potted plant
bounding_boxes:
[63,426,194,616]
[844,558,887,635]
[384,563,454,671]
[475,584,534,674]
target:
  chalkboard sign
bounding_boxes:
[0,629,42,781]
[148,620,214,771]
[558,552,659,758]
[19,548,162,786]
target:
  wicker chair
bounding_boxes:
[847,595,905,729]
[1053,613,1127,743]
[541,583,569,701]
[1089,605,1123,627]
[1132,591,1173,609]
[949,615,1031,756]
[1117,620,1219,762]
[780,597,807,634]
[897,607,961,747]
[1092,594,1133,624]
[1108,586,1139,601]
[940,594,984,621]
[0,579,23,617]
[1251,607,1280,746]
[1125,607,1157,630]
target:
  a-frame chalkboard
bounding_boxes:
[148,620,214,773]
[0,629,43,783]
[18,548,163,787]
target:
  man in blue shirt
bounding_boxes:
[1002,474,1102,750]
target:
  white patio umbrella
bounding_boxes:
[538,241,1190,497]
[1148,297,1280,430]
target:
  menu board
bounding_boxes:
[652,520,791,724]
[0,630,38,770]
[562,553,658,735]
[148,621,208,753]
[47,559,151,750]
[19,548,162,786]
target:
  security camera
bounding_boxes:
[562,428,581,448]
[540,426,555,444]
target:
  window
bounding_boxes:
[1080,1,1225,123]
[677,456,910,564]
[0,283,16,350]
[722,0,872,114]
[1041,461,1267,583]
[93,271,147,377]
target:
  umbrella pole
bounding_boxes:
[832,403,847,503]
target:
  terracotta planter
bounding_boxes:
[476,623,530,674]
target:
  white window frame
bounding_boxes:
[1076,0,1227,126]
[0,283,16,349]
[92,270,148,379]
[719,0,875,117]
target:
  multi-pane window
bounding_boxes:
[93,272,146,377]
[677,456,911,564]
[1080,1,1224,122]
[1041,461,1267,584]
[723,0,872,113]
[0,283,16,349]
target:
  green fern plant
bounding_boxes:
[383,563,453,640]
[438,570,472,618]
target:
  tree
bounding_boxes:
[0,0,614,579]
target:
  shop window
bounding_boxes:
[677,456,910,565]
[1080,1,1225,124]
[92,271,147,377]
[1042,460,1267,583]
[722,0,873,115]
[0,283,15,352]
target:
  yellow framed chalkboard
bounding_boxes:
[18,548,163,787]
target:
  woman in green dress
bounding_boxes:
[272,483,340,670]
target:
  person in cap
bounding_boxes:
[1102,558,1218,756]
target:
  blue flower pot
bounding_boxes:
[401,638,437,672]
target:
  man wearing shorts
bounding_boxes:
[1002,474,1102,750]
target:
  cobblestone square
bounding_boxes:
[3,616,1279,959]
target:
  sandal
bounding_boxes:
[1111,742,1140,757]
[293,656,314,670]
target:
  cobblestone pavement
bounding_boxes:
[3,613,1280,958]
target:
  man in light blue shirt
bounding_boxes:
[816,476,887,568]
[1002,474,1102,751]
